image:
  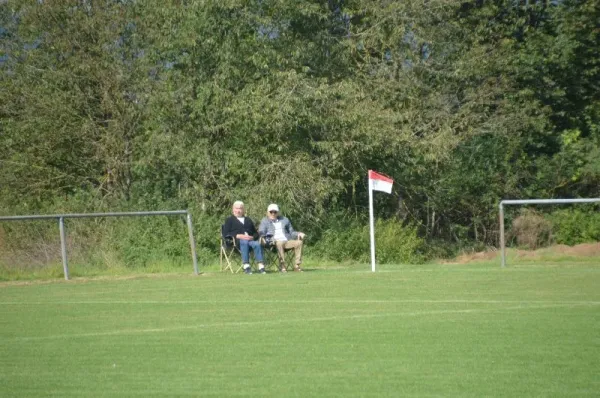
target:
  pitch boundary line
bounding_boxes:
[1,299,599,305]
[5,302,597,342]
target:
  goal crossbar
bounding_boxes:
[0,210,199,280]
[499,198,600,267]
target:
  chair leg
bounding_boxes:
[262,247,276,272]
[275,243,296,271]
[221,248,234,273]
[235,247,244,273]
[285,250,295,270]
[222,243,259,274]
[220,247,224,271]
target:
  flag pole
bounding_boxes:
[368,179,376,272]
[367,169,393,272]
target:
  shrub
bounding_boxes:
[313,218,425,264]
[546,208,600,245]
[373,219,426,264]
[510,209,552,249]
[0,196,222,270]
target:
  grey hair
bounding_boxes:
[233,200,244,208]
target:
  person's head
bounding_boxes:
[232,201,245,217]
[267,203,279,220]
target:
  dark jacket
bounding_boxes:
[223,215,259,241]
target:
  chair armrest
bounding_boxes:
[261,234,275,246]
[223,235,236,247]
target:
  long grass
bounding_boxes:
[1,263,599,396]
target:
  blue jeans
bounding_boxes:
[238,239,263,264]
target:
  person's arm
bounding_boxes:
[224,217,249,240]
[222,217,234,238]
[258,218,269,237]
[248,220,259,240]
[285,218,299,240]
[286,218,305,240]
[223,217,244,244]
[237,219,252,240]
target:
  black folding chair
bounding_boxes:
[260,234,296,272]
[220,225,243,273]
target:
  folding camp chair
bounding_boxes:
[260,235,280,272]
[220,226,265,273]
[220,225,243,273]
[260,234,296,272]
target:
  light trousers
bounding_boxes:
[275,240,303,266]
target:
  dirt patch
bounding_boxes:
[451,250,498,264]
[529,242,600,257]
[448,242,600,264]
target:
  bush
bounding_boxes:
[313,218,425,264]
[511,209,553,249]
[373,219,426,264]
[0,196,223,271]
[546,208,600,245]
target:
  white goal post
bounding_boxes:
[499,198,600,267]
[0,210,199,280]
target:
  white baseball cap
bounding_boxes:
[267,203,279,212]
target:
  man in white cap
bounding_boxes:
[258,203,305,272]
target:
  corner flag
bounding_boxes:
[368,170,393,272]
[368,170,393,194]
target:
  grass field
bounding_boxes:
[1,263,599,397]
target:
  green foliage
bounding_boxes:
[0,194,217,270]
[373,219,426,264]
[313,218,425,264]
[1,0,600,270]
[547,208,600,246]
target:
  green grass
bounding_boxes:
[1,263,599,397]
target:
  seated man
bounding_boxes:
[258,203,305,272]
[223,201,265,274]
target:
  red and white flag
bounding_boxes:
[367,170,393,272]
[368,170,393,194]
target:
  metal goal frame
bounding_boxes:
[0,210,199,280]
[499,198,600,267]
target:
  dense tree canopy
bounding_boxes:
[1,0,599,255]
